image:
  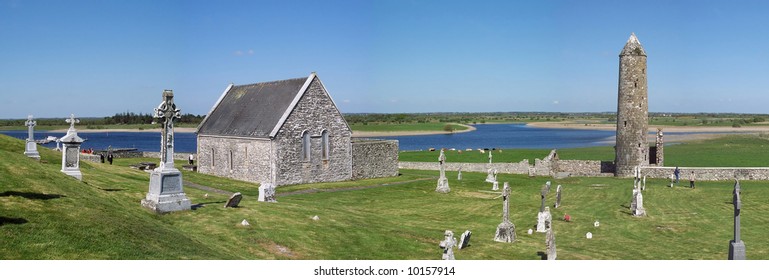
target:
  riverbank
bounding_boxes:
[48,127,199,133]
[351,123,476,137]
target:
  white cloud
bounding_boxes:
[553,100,559,104]
[343,99,351,103]
[247,49,254,55]
[234,50,244,56]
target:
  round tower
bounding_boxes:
[615,33,648,177]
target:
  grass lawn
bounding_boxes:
[2,134,768,260]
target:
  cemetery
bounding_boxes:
[2,34,769,261]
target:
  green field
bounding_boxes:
[399,134,769,167]
[2,134,769,260]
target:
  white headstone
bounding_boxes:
[141,90,191,213]
[258,182,277,202]
[586,232,593,239]
[312,215,320,221]
[439,230,457,260]
[492,181,499,191]
[59,114,84,180]
[436,150,450,193]
[23,115,40,160]
[241,219,250,226]
[528,229,533,235]
[594,221,600,227]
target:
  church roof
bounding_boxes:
[620,33,646,56]
[197,73,347,139]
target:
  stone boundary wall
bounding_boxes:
[142,152,195,161]
[351,139,399,179]
[399,161,531,175]
[556,160,603,176]
[641,167,769,181]
[81,152,196,163]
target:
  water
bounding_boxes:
[375,123,616,151]
[0,130,198,153]
[0,123,731,152]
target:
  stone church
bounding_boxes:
[196,72,398,186]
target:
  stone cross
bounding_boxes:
[457,168,462,180]
[25,115,36,141]
[436,149,450,193]
[439,230,457,260]
[23,115,40,160]
[494,182,516,242]
[488,151,493,164]
[154,90,182,169]
[65,113,80,133]
[729,180,746,260]
[142,90,191,213]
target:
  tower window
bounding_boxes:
[229,150,234,170]
[211,148,215,167]
[624,121,627,127]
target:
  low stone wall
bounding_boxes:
[81,153,102,163]
[557,160,603,176]
[351,139,399,179]
[398,161,531,175]
[142,152,195,161]
[641,167,769,181]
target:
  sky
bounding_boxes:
[1,0,769,119]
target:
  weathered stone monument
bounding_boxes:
[492,180,499,191]
[615,33,649,177]
[546,225,556,260]
[59,114,84,180]
[545,181,551,193]
[655,128,664,166]
[485,168,495,183]
[457,167,462,180]
[494,182,516,243]
[258,182,277,202]
[728,180,746,260]
[555,185,562,208]
[141,90,191,213]
[23,115,40,160]
[436,149,450,193]
[224,192,243,208]
[631,182,646,217]
[439,230,457,260]
[536,186,548,232]
[459,230,472,249]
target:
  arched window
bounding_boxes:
[302,131,311,161]
[321,130,329,160]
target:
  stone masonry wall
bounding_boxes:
[557,160,603,176]
[197,136,273,183]
[615,35,649,177]
[641,167,769,181]
[273,77,352,186]
[351,139,399,179]
[399,160,531,175]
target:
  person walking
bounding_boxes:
[188,154,194,165]
[674,166,680,184]
[107,153,114,165]
[689,171,696,189]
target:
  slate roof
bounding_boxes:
[197,76,310,138]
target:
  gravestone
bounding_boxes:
[457,167,462,180]
[312,215,320,221]
[729,180,746,260]
[439,230,457,260]
[545,181,551,193]
[488,150,493,164]
[141,90,192,213]
[59,114,84,180]
[436,150,450,193]
[670,174,674,187]
[492,181,499,191]
[554,185,562,208]
[527,229,533,235]
[240,219,250,226]
[459,230,472,249]
[642,175,647,191]
[258,182,277,202]
[224,192,243,208]
[494,182,516,242]
[544,207,552,231]
[586,232,593,239]
[536,186,548,232]
[485,168,495,183]
[594,221,600,227]
[546,225,556,260]
[23,115,40,160]
[632,188,646,217]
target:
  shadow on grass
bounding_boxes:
[191,201,227,210]
[99,188,126,192]
[0,191,65,200]
[536,251,547,260]
[0,217,29,226]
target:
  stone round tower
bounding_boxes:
[615,33,648,177]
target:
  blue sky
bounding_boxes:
[1,0,768,118]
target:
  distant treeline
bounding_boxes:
[343,112,593,125]
[0,112,205,127]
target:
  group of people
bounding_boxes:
[673,166,696,188]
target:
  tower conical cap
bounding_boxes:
[620,33,646,56]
